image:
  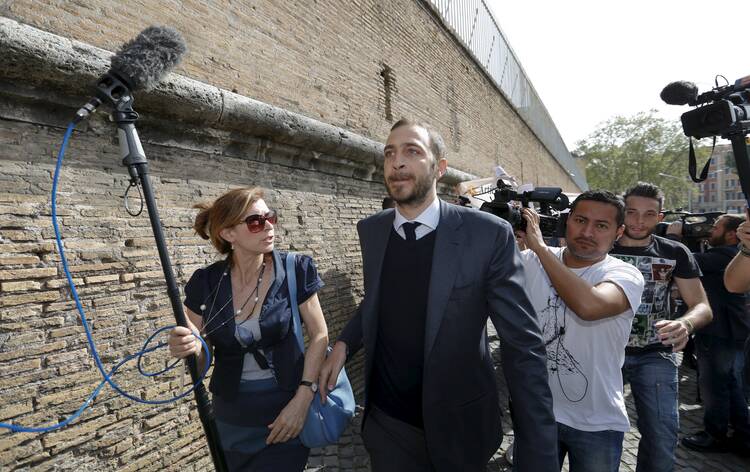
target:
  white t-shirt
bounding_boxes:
[520,247,644,432]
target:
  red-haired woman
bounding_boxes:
[168,187,329,471]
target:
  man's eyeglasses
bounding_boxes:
[242,210,278,233]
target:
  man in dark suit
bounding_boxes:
[318,119,557,471]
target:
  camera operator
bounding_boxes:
[724,209,750,293]
[666,214,750,454]
[517,191,644,472]
[609,183,712,472]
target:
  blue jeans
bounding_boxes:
[557,422,624,472]
[622,351,678,472]
[696,334,750,441]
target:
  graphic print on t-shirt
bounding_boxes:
[538,290,588,402]
[610,254,676,347]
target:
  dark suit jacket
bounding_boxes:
[339,200,557,471]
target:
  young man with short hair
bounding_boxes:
[518,190,645,472]
[610,182,712,472]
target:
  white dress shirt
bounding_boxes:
[392,196,441,240]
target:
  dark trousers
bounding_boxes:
[557,422,624,472]
[362,406,434,472]
[696,334,750,441]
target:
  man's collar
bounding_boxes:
[393,196,440,231]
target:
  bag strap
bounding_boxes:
[286,252,305,354]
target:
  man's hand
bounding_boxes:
[318,341,347,402]
[521,208,547,254]
[665,221,683,237]
[655,319,690,352]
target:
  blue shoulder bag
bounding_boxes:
[285,252,355,449]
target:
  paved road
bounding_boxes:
[306,325,750,471]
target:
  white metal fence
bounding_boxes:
[425,0,587,190]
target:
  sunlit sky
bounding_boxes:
[486,0,747,150]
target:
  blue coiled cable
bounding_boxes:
[0,122,211,433]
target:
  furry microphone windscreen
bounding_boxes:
[109,26,187,91]
[660,81,698,106]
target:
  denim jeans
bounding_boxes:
[556,422,624,472]
[696,334,750,441]
[622,350,679,472]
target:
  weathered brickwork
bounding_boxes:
[0,110,375,470]
[1,0,580,190]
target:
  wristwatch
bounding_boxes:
[300,380,318,393]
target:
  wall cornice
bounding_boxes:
[0,17,475,186]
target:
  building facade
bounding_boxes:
[691,144,748,215]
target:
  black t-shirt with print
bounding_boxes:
[610,235,702,354]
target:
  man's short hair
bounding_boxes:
[390,118,446,161]
[570,190,626,226]
[623,182,664,210]
[382,196,395,210]
[721,214,745,234]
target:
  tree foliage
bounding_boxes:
[575,110,708,210]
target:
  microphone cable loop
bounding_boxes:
[124,177,145,216]
[0,122,211,434]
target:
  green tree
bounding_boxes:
[575,110,708,210]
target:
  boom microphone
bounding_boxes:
[660,81,698,106]
[74,26,187,122]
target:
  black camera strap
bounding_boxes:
[688,137,713,183]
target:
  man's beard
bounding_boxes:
[710,233,726,247]
[386,169,436,206]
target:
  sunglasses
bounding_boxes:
[242,210,278,233]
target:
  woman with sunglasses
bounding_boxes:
[167,187,329,471]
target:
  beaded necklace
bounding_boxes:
[199,258,268,338]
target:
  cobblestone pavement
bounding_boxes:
[306,326,750,471]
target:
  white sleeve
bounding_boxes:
[598,260,645,314]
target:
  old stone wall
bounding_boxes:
[0,112,374,471]
[0,0,580,190]
[0,1,582,469]
[0,16,403,470]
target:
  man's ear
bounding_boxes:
[658,212,665,222]
[436,158,448,179]
[616,224,625,240]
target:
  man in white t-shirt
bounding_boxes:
[518,190,645,472]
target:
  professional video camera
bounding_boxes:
[479,181,570,237]
[654,210,724,252]
[660,75,750,208]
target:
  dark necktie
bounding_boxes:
[402,222,421,241]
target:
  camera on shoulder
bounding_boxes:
[479,181,570,238]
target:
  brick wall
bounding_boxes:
[1,0,580,190]
[0,106,379,470]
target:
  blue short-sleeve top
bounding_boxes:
[183,250,324,399]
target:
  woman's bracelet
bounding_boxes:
[740,243,750,258]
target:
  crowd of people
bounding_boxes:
[167,119,750,471]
